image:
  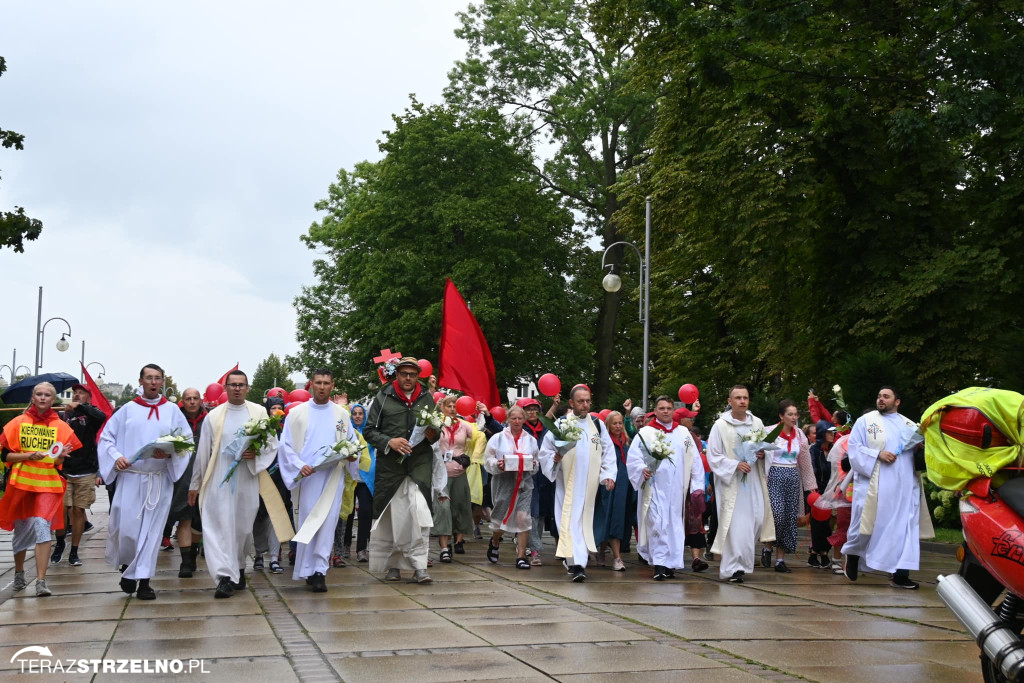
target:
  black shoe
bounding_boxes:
[637,555,649,566]
[571,566,587,583]
[775,561,792,573]
[487,541,500,564]
[253,556,264,571]
[232,570,246,591]
[729,570,745,583]
[653,565,669,581]
[50,539,66,565]
[666,568,676,578]
[83,521,94,533]
[844,554,860,582]
[68,551,82,567]
[440,545,452,563]
[135,580,156,600]
[890,576,920,590]
[178,545,196,578]
[808,553,821,568]
[691,557,709,572]
[310,572,327,593]
[760,546,772,568]
[215,577,235,599]
[453,541,465,554]
[119,577,137,595]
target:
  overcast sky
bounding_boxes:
[0,1,469,394]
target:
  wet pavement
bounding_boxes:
[0,491,980,682]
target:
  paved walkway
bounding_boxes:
[0,492,981,682]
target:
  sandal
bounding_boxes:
[516,558,531,570]
[440,547,452,563]
[487,541,500,564]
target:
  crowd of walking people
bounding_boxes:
[0,355,926,599]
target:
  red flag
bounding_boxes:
[80,363,113,418]
[217,363,239,386]
[438,279,500,408]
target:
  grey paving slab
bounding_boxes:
[104,635,284,660]
[0,641,109,671]
[536,580,807,606]
[508,642,727,675]
[436,605,597,627]
[92,656,300,682]
[112,614,274,641]
[557,671,766,683]
[314,623,489,653]
[298,609,453,632]
[329,648,541,681]
[787,663,982,682]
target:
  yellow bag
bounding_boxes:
[922,387,1024,491]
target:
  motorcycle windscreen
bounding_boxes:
[922,387,1024,491]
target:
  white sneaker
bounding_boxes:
[35,580,52,597]
[12,572,27,592]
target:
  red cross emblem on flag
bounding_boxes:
[374,348,403,384]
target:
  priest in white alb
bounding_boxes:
[627,395,706,580]
[538,384,616,583]
[99,364,192,600]
[277,368,359,593]
[842,385,930,589]
[189,370,283,599]
[706,385,775,583]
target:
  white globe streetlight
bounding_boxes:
[602,272,622,293]
[55,335,70,353]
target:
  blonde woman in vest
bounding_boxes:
[0,382,82,596]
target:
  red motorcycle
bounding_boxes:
[935,404,1024,681]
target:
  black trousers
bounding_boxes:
[343,482,373,553]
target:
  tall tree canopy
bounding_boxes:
[291,101,594,398]
[598,0,1024,411]
[446,0,656,406]
[0,57,43,253]
[250,353,294,399]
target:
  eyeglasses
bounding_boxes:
[225,383,248,389]
[396,371,418,378]
[142,376,163,382]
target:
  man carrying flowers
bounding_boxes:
[278,368,360,593]
[363,356,441,584]
[99,364,193,600]
[626,395,707,581]
[189,370,284,599]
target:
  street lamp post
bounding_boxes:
[85,362,106,382]
[33,286,73,374]
[601,196,652,414]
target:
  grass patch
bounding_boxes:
[932,527,963,545]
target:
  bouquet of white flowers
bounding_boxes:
[221,414,283,487]
[735,424,783,484]
[831,384,854,431]
[293,437,361,484]
[539,413,585,456]
[127,428,194,464]
[409,406,452,449]
[637,430,674,488]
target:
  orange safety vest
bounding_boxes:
[1,411,82,494]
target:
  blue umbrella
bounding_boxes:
[1,372,80,404]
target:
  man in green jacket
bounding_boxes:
[363,357,440,583]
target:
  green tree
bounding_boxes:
[600,0,1024,413]
[0,57,43,253]
[163,375,180,401]
[291,101,593,399]
[117,384,136,406]
[446,0,656,406]
[250,353,293,400]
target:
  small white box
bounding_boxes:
[503,454,534,472]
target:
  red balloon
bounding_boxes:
[537,373,561,397]
[289,389,312,403]
[490,406,507,423]
[216,393,229,405]
[418,359,433,377]
[599,409,611,420]
[284,401,301,416]
[267,387,288,399]
[432,391,446,403]
[455,395,476,417]
[807,491,821,508]
[811,505,832,522]
[204,383,224,402]
[678,383,700,404]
